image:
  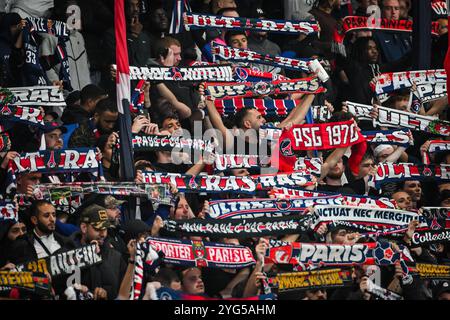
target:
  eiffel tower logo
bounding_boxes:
[46,151,57,169]
[0,104,12,115]
[429,217,443,230]
[188,176,199,190]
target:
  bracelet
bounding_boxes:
[128,259,135,264]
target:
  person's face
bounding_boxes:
[366,40,379,63]
[17,172,42,194]
[243,109,266,130]
[438,183,450,193]
[441,197,450,208]
[83,223,108,246]
[175,197,191,220]
[357,158,376,179]
[229,34,248,49]
[162,118,181,134]
[438,18,449,36]
[182,268,205,295]
[392,191,412,210]
[44,128,64,150]
[392,98,409,111]
[327,159,344,180]
[129,0,139,17]
[7,222,26,241]
[438,292,450,300]
[403,180,421,202]
[398,0,410,19]
[332,229,347,244]
[306,289,327,300]
[151,8,169,32]
[382,0,400,20]
[231,168,250,176]
[377,146,394,162]
[32,203,56,235]
[102,144,113,163]
[106,206,121,225]
[169,45,182,66]
[96,111,118,134]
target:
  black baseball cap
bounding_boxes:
[80,204,110,230]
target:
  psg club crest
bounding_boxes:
[275,199,292,211]
[280,139,294,156]
[422,167,432,176]
[235,67,248,81]
[187,176,200,190]
[44,150,59,169]
[168,67,183,80]
[253,81,273,96]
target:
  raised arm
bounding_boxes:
[205,99,235,151]
[320,147,348,181]
[278,93,315,128]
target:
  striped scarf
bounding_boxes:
[169,0,192,34]
[212,42,311,72]
[141,171,315,194]
[208,196,342,219]
[214,98,297,117]
[1,86,65,107]
[204,76,325,99]
[346,101,450,136]
[132,237,255,299]
[371,69,446,104]
[164,215,313,238]
[266,240,414,271]
[342,16,440,36]
[184,12,319,35]
[311,204,428,230]
[371,163,450,188]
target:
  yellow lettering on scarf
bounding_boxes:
[417,263,450,277]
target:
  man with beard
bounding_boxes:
[68,98,118,148]
[7,200,75,263]
[99,195,128,256]
[70,204,127,300]
[400,180,422,209]
[318,156,355,194]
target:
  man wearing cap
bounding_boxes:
[43,120,67,151]
[70,204,127,300]
[102,195,128,256]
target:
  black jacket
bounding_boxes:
[61,104,91,125]
[70,231,127,299]
[7,231,76,264]
[6,231,77,298]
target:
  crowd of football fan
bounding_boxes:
[0,0,450,300]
